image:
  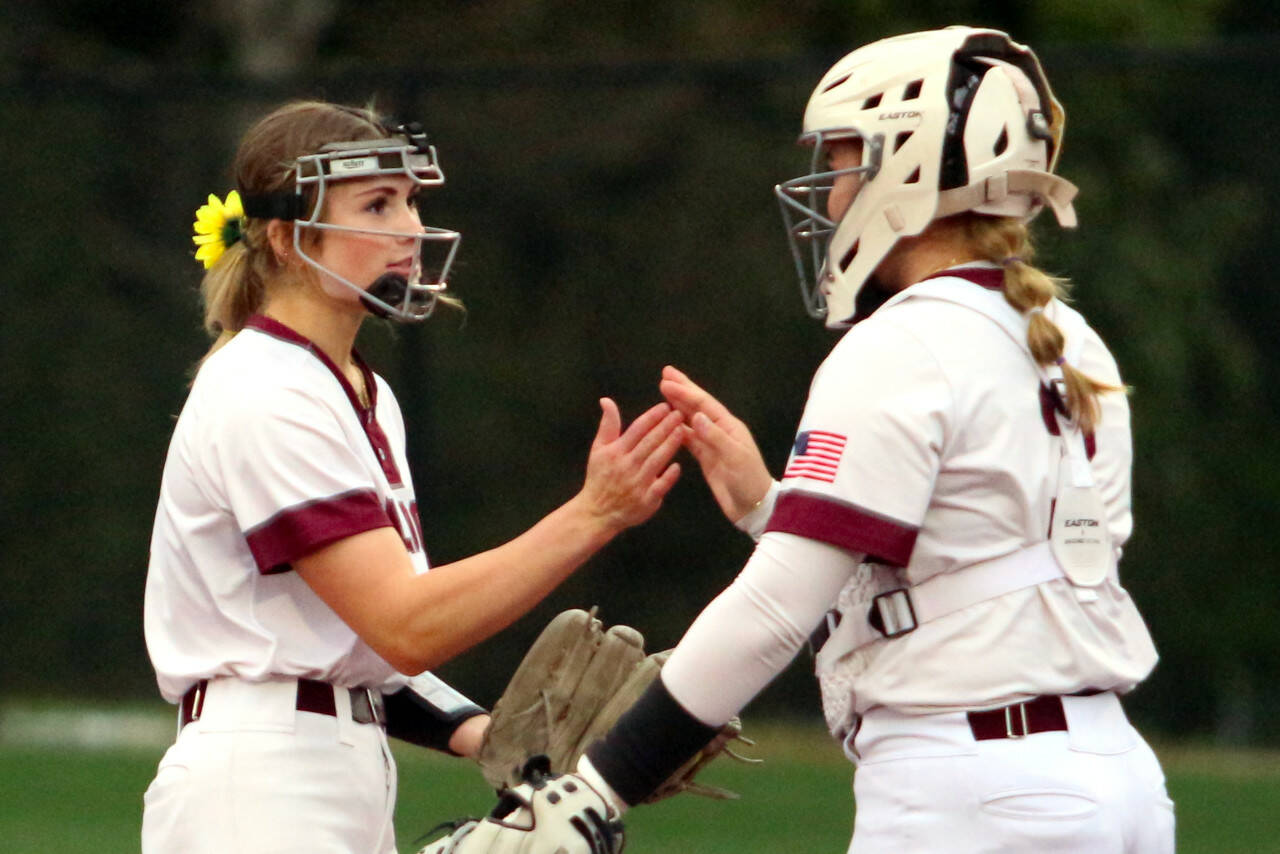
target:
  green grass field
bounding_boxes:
[1,715,1277,853]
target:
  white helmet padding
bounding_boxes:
[775,27,1077,328]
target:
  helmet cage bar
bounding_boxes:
[296,137,446,185]
[774,131,883,319]
[291,222,461,321]
[289,136,460,322]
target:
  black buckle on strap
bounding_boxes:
[868,588,918,638]
[393,120,431,153]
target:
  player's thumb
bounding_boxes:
[594,397,622,445]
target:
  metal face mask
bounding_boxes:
[245,123,461,322]
[775,131,884,321]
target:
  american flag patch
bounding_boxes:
[783,430,847,483]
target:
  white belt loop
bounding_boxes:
[334,682,358,747]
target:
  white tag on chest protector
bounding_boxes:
[1050,480,1112,587]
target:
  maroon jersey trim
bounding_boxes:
[920,265,1005,290]
[244,315,404,487]
[245,488,392,574]
[765,489,918,567]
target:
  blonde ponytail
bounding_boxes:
[962,215,1121,435]
[198,238,262,360]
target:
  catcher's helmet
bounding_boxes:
[243,121,461,322]
[775,26,1078,327]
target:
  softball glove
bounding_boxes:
[476,608,755,803]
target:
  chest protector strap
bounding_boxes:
[817,542,1115,673]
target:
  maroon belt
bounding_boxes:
[967,695,1069,740]
[180,678,385,728]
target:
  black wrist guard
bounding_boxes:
[383,673,487,755]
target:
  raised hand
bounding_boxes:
[658,366,773,524]
[579,398,684,532]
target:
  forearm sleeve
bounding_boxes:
[662,531,862,724]
[586,532,860,803]
[383,672,487,754]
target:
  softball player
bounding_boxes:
[142,100,684,854]
[576,27,1175,852]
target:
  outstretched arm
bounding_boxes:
[659,366,774,525]
[296,399,685,675]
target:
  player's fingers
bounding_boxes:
[619,403,679,454]
[629,408,684,464]
[639,418,688,479]
[680,426,714,467]
[690,411,741,459]
[646,462,682,503]
[660,382,738,433]
[676,424,700,452]
[660,366,735,422]
[594,397,622,447]
[614,401,672,452]
[661,364,697,385]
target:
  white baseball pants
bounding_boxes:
[141,677,398,854]
[847,692,1175,853]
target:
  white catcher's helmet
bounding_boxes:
[776,26,1079,327]
[243,121,461,322]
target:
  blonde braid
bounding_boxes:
[962,215,1120,434]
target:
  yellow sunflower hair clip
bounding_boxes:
[191,190,245,269]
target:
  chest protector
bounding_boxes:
[814,279,1116,737]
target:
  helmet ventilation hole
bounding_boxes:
[862,93,883,109]
[993,126,1009,156]
[894,131,914,153]
[839,240,860,272]
[903,79,924,100]
[822,73,852,93]
[904,166,921,184]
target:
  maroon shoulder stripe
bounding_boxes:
[765,489,918,567]
[245,488,392,574]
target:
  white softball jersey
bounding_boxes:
[768,266,1157,723]
[145,315,428,703]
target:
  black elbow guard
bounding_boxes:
[383,672,487,755]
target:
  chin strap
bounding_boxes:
[936,169,1078,227]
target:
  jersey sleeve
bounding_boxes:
[217,384,393,573]
[765,315,952,566]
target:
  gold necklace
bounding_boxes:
[347,366,370,408]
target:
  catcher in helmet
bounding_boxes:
[574,27,1174,853]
